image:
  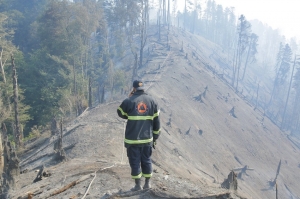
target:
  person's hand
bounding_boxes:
[153,138,157,149]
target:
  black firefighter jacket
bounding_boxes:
[117,90,160,148]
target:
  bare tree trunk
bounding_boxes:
[73,59,77,96]
[158,15,161,41]
[163,0,166,24]
[97,84,100,104]
[167,0,170,29]
[73,60,78,116]
[101,85,105,104]
[281,55,296,129]
[235,47,243,91]
[276,182,278,199]
[11,55,21,148]
[184,0,187,29]
[0,49,7,84]
[139,1,147,69]
[88,77,92,108]
[0,123,7,174]
[241,38,253,81]
[54,119,67,162]
[292,91,300,134]
[132,53,138,82]
[268,75,279,108]
[254,83,260,110]
[0,130,3,174]
[232,46,238,87]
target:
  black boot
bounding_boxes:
[143,177,151,189]
[131,179,143,191]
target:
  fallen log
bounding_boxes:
[81,171,97,199]
[81,165,115,199]
[16,188,45,199]
[46,173,94,198]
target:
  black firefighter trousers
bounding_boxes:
[127,145,152,179]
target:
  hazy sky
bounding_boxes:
[213,0,299,39]
[177,0,300,39]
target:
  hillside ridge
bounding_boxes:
[8,26,300,199]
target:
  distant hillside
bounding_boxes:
[9,25,300,199]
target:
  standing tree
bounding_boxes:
[11,55,21,148]
[139,0,149,68]
[267,43,292,121]
[292,56,300,134]
[241,33,258,81]
[232,14,251,90]
[281,56,298,129]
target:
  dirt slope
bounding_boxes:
[10,26,300,199]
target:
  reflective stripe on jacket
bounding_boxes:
[117,90,160,147]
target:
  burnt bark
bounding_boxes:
[221,171,238,190]
[1,140,20,195]
[53,119,67,162]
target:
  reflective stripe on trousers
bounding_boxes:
[127,145,153,179]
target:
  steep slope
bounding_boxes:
[11,26,300,199]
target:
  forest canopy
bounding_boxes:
[0,0,299,148]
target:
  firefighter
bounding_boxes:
[117,80,161,191]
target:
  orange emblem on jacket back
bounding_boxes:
[136,102,148,114]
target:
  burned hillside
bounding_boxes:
[2,25,300,199]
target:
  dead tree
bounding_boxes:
[233,165,254,179]
[0,49,8,84]
[276,182,278,199]
[51,118,59,136]
[138,0,148,69]
[254,82,259,110]
[11,55,21,148]
[101,85,105,104]
[268,159,281,188]
[0,133,2,174]
[53,119,67,162]
[88,77,92,108]
[1,140,20,194]
[0,123,7,174]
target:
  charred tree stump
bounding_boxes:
[0,123,7,178]
[229,107,237,118]
[268,159,281,188]
[101,85,105,104]
[51,118,59,136]
[33,165,51,183]
[194,94,203,103]
[1,140,20,195]
[221,170,238,191]
[53,119,67,162]
[203,86,208,98]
